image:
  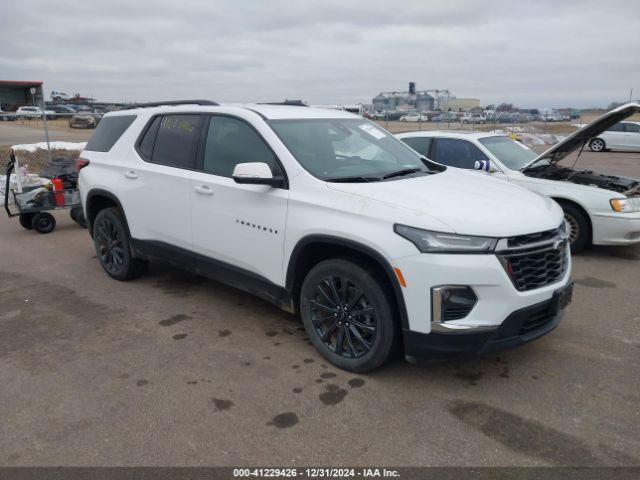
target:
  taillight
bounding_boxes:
[76,158,90,171]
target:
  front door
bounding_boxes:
[190,114,289,286]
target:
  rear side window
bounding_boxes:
[401,136,432,156]
[150,115,200,169]
[85,115,136,152]
[624,123,640,133]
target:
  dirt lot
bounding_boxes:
[1,150,639,466]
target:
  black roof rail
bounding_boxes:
[120,99,219,110]
[259,100,307,107]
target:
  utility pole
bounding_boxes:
[629,88,634,102]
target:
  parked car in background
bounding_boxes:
[0,107,16,121]
[78,100,571,372]
[432,112,459,123]
[69,113,100,129]
[589,121,640,152]
[397,102,640,253]
[461,113,486,124]
[16,106,57,120]
[47,105,76,115]
[399,113,428,122]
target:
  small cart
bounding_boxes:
[3,150,85,234]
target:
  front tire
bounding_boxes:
[300,258,397,372]
[589,138,605,152]
[93,207,148,280]
[561,203,589,253]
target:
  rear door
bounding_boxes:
[602,122,626,149]
[189,114,288,285]
[622,122,640,150]
[431,137,508,179]
[122,113,202,250]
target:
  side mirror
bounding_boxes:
[232,162,282,187]
[474,160,497,173]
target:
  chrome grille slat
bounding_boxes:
[497,225,569,292]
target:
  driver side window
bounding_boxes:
[433,138,488,169]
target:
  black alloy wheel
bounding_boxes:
[92,207,148,280]
[309,275,377,359]
[300,258,397,372]
[94,215,125,275]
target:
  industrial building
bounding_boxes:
[372,83,435,113]
[0,80,44,110]
[440,96,481,112]
[372,83,481,113]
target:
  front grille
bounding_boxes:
[507,227,560,248]
[497,226,569,292]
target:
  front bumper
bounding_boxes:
[592,211,640,245]
[393,249,572,335]
[403,284,572,358]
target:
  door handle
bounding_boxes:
[194,185,214,195]
[124,170,138,179]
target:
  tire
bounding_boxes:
[300,258,398,372]
[561,203,589,253]
[92,207,148,280]
[32,212,56,234]
[589,138,605,152]
[70,206,88,228]
[19,213,35,230]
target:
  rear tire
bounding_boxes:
[561,203,589,253]
[589,138,605,152]
[19,213,35,230]
[300,258,397,372]
[32,212,56,234]
[92,207,148,280]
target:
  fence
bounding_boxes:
[1,111,100,175]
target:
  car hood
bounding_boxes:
[523,102,640,169]
[326,169,562,237]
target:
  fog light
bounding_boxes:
[431,286,477,323]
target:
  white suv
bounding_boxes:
[78,100,572,372]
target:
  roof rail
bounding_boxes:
[259,100,307,107]
[120,99,219,110]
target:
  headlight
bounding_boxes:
[610,197,640,213]
[394,224,498,253]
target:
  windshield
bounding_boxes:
[269,118,431,181]
[478,136,538,170]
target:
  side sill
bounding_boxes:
[131,239,295,314]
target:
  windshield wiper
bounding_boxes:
[325,175,381,183]
[381,168,424,180]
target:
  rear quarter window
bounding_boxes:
[85,115,137,152]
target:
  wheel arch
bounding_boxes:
[285,235,410,331]
[551,196,593,242]
[85,189,130,237]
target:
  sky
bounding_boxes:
[1,0,638,108]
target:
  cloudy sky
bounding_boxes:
[1,0,638,108]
